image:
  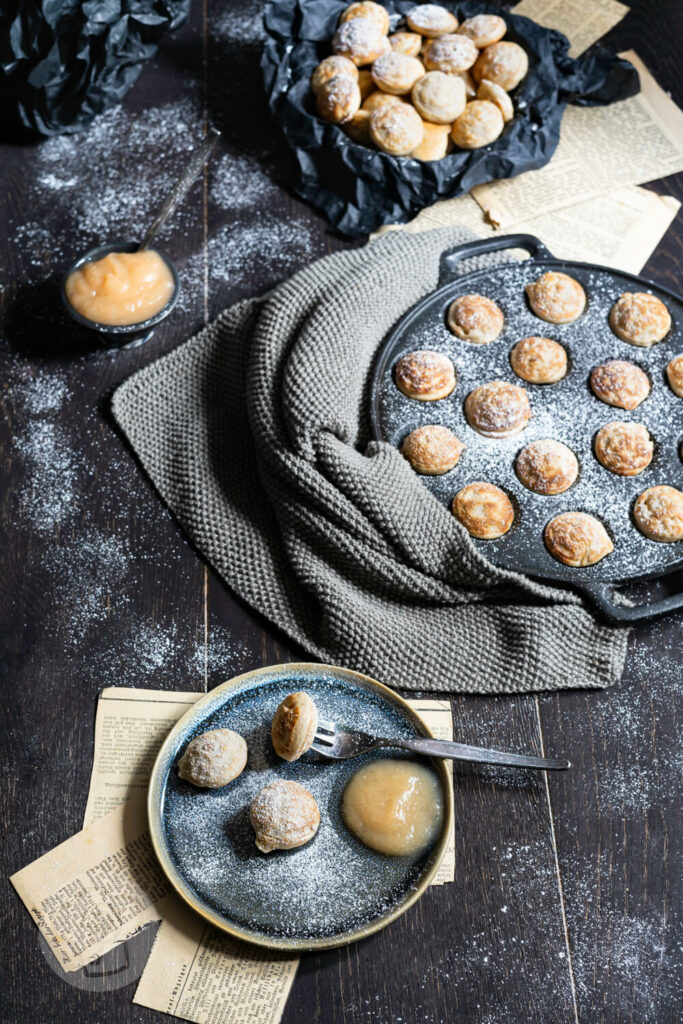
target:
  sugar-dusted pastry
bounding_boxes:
[316,75,361,124]
[451,100,503,149]
[389,31,423,57]
[633,485,683,542]
[411,71,466,124]
[476,78,514,122]
[465,380,530,437]
[590,360,650,411]
[311,56,359,95]
[525,271,586,324]
[457,14,506,48]
[332,17,390,66]
[362,89,404,112]
[595,422,654,477]
[516,439,578,495]
[452,481,514,539]
[609,292,671,347]
[178,729,247,789]
[509,336,567,384]
[339,1,391,35]
[370,102,424,154]
[472,41,528,90]
[271,691,318,762]
[344,109,372,144]
[372,52,425,95]
[544,512,613,567]
[666,353,683,397]
[410,120,452,160]
[447,293,503,344]
[395,349,456,400]
[423,34,477,74]
[406,4,458,37]
[457,69,477,98]
[401,424,464,474]
[250,780,320,853]
[357,69,376,100]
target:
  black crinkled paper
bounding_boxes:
[0,0,190,139]
[261,0,639,237]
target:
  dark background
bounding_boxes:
[0,1,680,1022]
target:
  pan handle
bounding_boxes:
[580,581,683,624]
[438,233,555,285]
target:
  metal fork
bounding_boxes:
[311,718,570,770]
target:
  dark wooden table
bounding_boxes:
[1,2,681,1022]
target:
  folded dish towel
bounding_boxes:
[112,226,628,694]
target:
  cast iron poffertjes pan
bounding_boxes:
[369,235,683,624]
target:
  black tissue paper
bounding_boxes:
[262,0,639,237]
[0,0,191,139]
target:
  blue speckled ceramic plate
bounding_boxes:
[148,663,452,951]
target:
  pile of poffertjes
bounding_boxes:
[394,276,683,566]
[310,2,528,159]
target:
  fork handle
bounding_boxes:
[382,737,570,771]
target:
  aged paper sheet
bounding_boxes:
[471,52,683,229]
[9,794,172,972]
[408,699,455,885]
[373,186,680,276]
[511,0,628,57]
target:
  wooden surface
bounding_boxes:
[0,1,680,1022]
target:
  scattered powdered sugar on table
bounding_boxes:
[14,420,81,533]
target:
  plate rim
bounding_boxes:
[147,661,454,952]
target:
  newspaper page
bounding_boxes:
[408,699,455,885]
[511,0,628,57]
[373,186,680,276]
[9,794,172,972]
[471,52,683,229]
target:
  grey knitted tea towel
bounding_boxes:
[112,225,628,694]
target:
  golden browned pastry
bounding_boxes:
[609,292,671,347]
[472,41,528,90]
[457,14,506,47]
[401,424,465,474]
[446,293,504,344]
[544,512,613,567]
[516,439,578,495]
[410,120,452,159]
[509,336,567,384]
[316,75,361,123]
[594,422,654,476]
[362,90,404,112]
[423,33,478,73]
[666,353,683,397]
[465,380,530,437]
[370,102,424,154]
[178,729,247,789]
[372,51,425,94]
[452,481,514,539]
[525,271,586,324]
[633,485,683,542]
[395,349,456,400]
[344,109,372,144]
[451,100,503,149]
[411,71,466,123]
[250,780,321,853]
[332,17,390,66]
[389,31,423,56]
[357,68,376,99]
[590,360,650,411]
[406,4,458,37]
[310,56,359,95]
[476,78,514,121]
[457,69,477,98]
[339,1,390,35]
[271,692,318,761]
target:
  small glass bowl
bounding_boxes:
[61,241,180,350]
